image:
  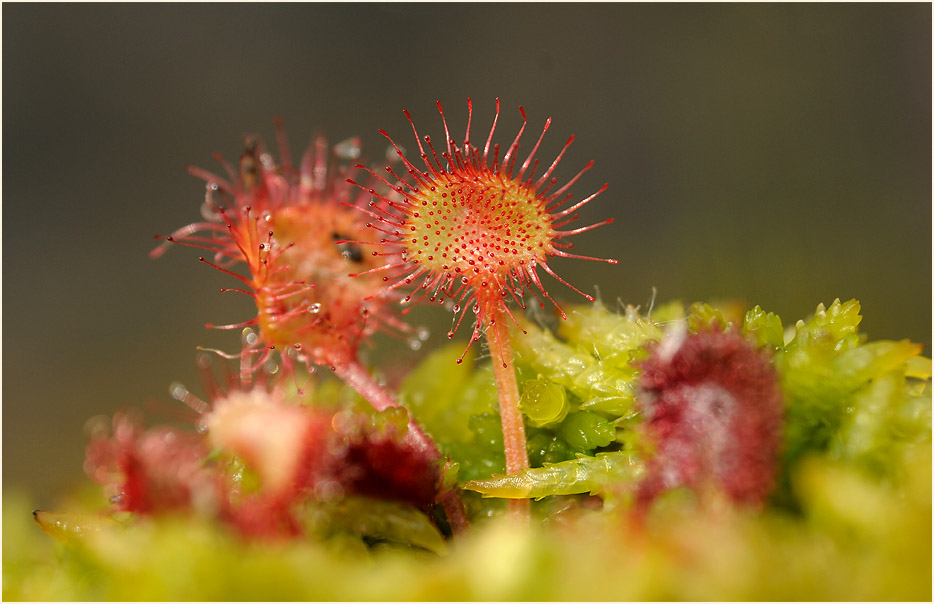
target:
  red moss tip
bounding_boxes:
[348,99,616,354]
[635,328,784,507]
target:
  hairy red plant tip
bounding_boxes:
[337,417,443,509]
[154,123,405,370]
[635,329,784,508]
[84,412,221,516]
[349,99,616,354]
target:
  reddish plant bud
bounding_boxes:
[339,424,442,509]
[635,328,784,507]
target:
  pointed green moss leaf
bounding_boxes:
[904,355,932,380]
[742,305,784,349]
[461,452,644,500]
[688,302,728,331]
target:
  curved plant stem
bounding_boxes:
[486,307,532,521]
[331,356,469,534]
[439,485,469,535]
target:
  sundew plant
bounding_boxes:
[5,100,931,601]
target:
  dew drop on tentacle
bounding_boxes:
[241,328,259,346]
[169,382,189,401]
[333,137,362,161]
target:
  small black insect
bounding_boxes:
[239,137,259,191]
[332,232,364,263]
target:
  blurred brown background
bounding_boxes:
[3,4,930,506]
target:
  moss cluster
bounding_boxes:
[4,298,930,600]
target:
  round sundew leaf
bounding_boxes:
[347,100,616,359]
